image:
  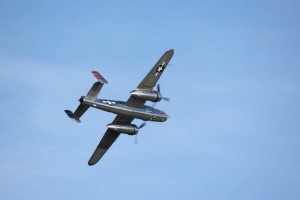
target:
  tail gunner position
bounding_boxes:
[65,49,174,166]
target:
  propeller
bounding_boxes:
[151,84,170,108]
[139,122,146,129]
[157,84,170,102]
[135,122,146,144]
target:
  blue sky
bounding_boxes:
[1,0,300,199]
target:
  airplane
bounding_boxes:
[65,49,174,166]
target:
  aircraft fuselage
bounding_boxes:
[81,97,168,122]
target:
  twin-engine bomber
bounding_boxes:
[65,49,174,166]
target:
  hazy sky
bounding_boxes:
[1,0,300,199]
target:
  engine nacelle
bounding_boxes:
[107,123,139,135]
[130,89,162,102]
[79,96,85,103]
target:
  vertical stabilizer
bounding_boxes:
[65,71,108,122]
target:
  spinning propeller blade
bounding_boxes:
[135,122,146,144]
[135,135,138,144]
[162,97,170,102]
[139,122,146,129]
[157,84,170,102]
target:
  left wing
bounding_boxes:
[88,115,133,166]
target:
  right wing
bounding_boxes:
[136,49,174,90]
[126,49,174,108]
[88,115,134,166]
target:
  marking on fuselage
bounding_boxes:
[103,100,116,106]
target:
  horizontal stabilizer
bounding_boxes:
[64,110,81,123]
[92,71,108,84]
[86,82,103,100]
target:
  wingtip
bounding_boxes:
[88,158,100,166]
[165,49,174,57]
[167,49,174,54]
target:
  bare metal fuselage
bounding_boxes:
[82,97,168,122]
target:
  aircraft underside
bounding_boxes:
[65,49,174,165]
[82,98,168,122]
